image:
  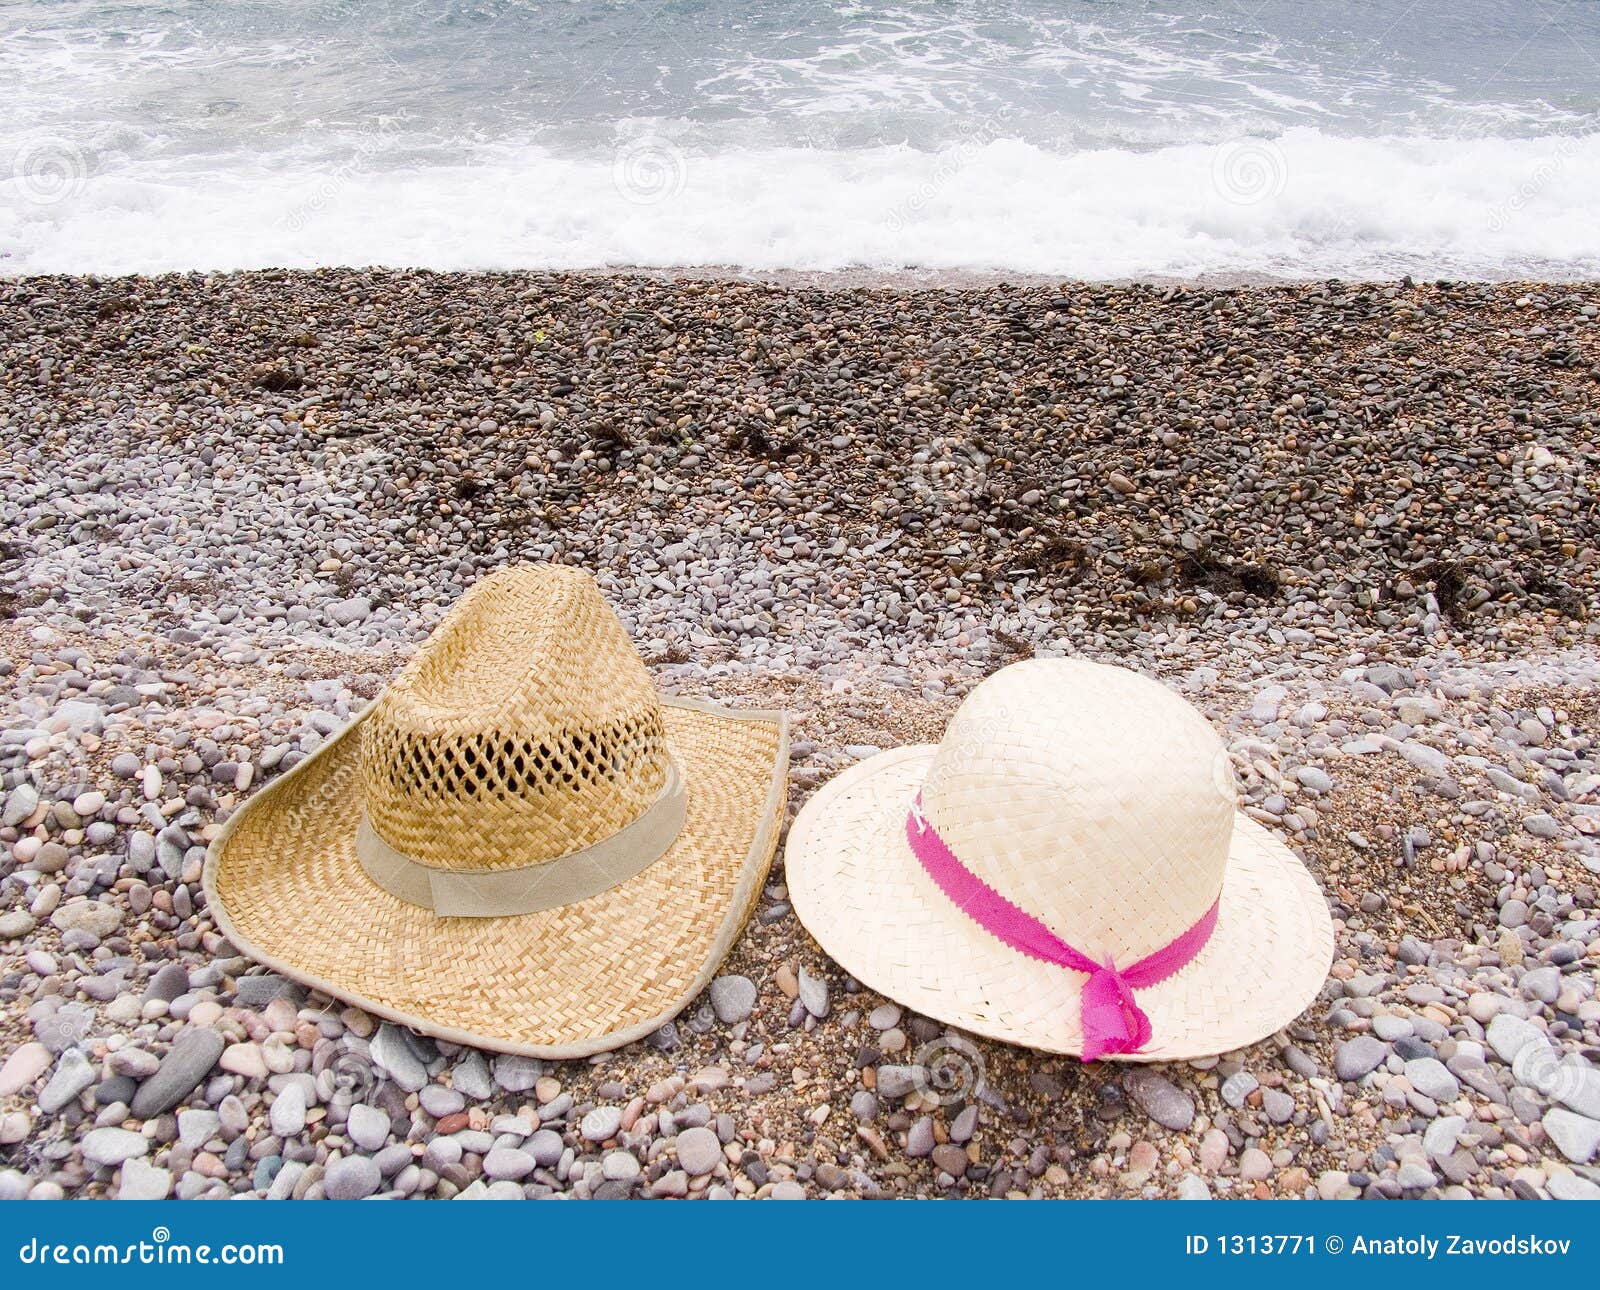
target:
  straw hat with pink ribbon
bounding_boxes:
[787,658,1333,1061]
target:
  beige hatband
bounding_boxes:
[353,764,689,916]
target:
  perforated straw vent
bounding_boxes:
[380,717,667,803]
[358,565,673,871]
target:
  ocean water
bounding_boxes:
[3,0,1599,279]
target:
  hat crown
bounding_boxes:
[918,659,1234,966]
[359,566,670,872]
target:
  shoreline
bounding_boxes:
[8,263,1600,293]
[518,264,1600,292]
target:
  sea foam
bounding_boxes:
[3,127,1597,280]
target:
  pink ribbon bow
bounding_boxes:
[906,793,1219,1061]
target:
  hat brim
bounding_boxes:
[203,697,787,1058]
[786,746,1332,1061]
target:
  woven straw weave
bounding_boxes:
[920,660,1234,965]
[362,566,670,870]
[786,659,1333,1060]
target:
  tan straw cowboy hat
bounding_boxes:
[204,565,788,1057]
[787,658,1331,1061]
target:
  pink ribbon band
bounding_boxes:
[906,793,1219,1061]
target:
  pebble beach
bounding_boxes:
[1,267,1598,1200]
